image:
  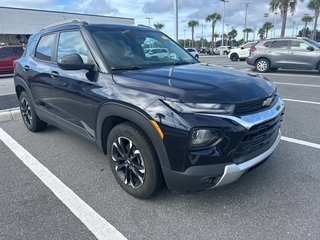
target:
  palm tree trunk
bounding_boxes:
[211,23,215,53]
[192,27,194,47]
[312,11,319,40]
[303,22,307,37]
[281,6,288,37]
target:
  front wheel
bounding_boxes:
[19,91,47,132]
[230,53,238,61]
[255,58,270,73]
[107,122,163,199]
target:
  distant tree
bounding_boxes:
[229,29,237,46]
[258,27,265,39]
[262,22,274,38]
[188,20,199,47]
[213,33,220,48]
[243,28,253,42]
[307,0,320,40]
[153,23,165,30]
[205,13,221,51]
[269,0,305,37]
[302,15,313,37]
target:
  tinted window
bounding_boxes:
[0,48,14,59]
[13,47,24,55]
[270,41,289,49]
[35,34,55,61]
[57,31,89,63]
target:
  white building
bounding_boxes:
[0,6,134,45]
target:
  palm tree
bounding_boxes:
[153,23,165,30]
[302,15,314,37]
[243,28,253,42]
[258,27,265,39]
[213,33,220,48]
[269,0,304,37]
[307,0,320,40]
[205,13,221,52]
[262,22,274,37]
[188,20,199,47]
[229,29,238,46]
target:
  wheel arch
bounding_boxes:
[95,103,171,169]
[14,77,34,105]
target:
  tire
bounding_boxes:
[239,58,246,61]
[230,53,238,61]
[255,58,270,73]
[107,122,163,199]
[19,91,47,132]
[223,51,228,55]
[317,63,320,73]
[195,55,199,59]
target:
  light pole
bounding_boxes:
[263,13,269,22]
[226,24,229,45]
[220,0,229,47]
[146,17,153,27]
[244,2,249,43]
[183,29,186,48]
[274,12,278,37]
[292,21,295,36]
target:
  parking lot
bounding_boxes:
[1,55,319,239]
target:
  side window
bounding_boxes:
[291,40,309,51]
[35,34,55,61]
[263,41,272,48]
[57,31,89,63]
[0,48,14,59]
[13,47,24,55]
[270,41,289,49]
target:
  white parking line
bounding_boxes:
[281,136,320,150]
[274,82,320,88]
[283,98,320,105]
[0,127,127,240]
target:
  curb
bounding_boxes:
[0,108,21,123]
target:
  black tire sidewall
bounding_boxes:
[107,122,162,199]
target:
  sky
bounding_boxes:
[0,0,315,41]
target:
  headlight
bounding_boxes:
[164,100,235,114]
[190,129,220,148]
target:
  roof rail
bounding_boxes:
[41,19,87,30]
[137,24,153,29]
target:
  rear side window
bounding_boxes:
[270,41,289,49]
[35,34,55,61]
[263,41,272,47]
[291,40,309,51]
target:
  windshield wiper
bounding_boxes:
[172,61,195,65]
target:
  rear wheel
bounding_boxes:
[230,53,238,61]
[107,122,163,199]
[255,58,270,73]
[195,54,199,59]
[19,91,47,132]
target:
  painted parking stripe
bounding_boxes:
[281,136,320,150]
[0,127,127,240]
[274,82,320,88]
[283,98,320,105]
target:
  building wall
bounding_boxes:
[0,7,135,45]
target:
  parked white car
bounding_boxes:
[144,48,170,59]
[213,46,231,55]
[228,42,256,61]
[185,48,199,59]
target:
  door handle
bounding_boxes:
[23,65,30,71]
[50,71,59,78]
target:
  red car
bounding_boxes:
[0,45,24,73]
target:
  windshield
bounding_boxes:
[88,27,198,70]
[303,37,320,48]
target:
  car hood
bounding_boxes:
[113,63,276,103]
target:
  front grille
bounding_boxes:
[233,111,284,164]
[234,93,276,114]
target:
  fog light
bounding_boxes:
[190,129,219,148]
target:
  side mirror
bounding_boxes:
[307,46,314,51]
[57,54,94,70]
[241,47,244,50]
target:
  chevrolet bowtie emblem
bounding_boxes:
[262,97,273,107]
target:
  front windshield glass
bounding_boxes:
[88,26,198,70]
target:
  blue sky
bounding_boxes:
[0,0,314,41]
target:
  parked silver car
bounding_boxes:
[247,37,320,73]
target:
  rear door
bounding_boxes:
[287,40,318,69]
[267,40,289,68]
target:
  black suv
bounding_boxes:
[14,20,285,198]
